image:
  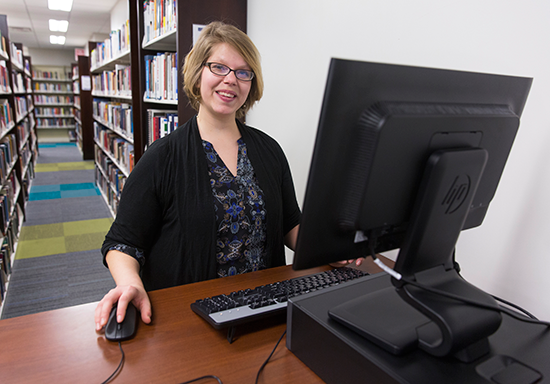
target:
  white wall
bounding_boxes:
[247,0,550,320]
[110,0,129,30]
[27,47,75,66]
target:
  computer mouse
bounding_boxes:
[105,302,138,342]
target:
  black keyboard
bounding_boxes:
[191,267,369,330]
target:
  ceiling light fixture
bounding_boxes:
[50,35,66,45]
[48,0,73,12]
[49,19,69,32]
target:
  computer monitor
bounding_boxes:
[293,58,532,361]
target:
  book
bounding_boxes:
[143,52,177,102]
[0,99,14,130]
[146,109,177,146]
[0,60,11,93]
[142,0,177,45]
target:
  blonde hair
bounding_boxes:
[183,21,263,119]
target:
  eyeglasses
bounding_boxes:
[204,62,255,81]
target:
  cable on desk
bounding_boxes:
[178,329,286,384]
[179,375,223,384]
[101,341,125,384]
[255,328,287,384]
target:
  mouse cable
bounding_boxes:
[179,375,223,384]
[98,341,223,384]
[101,341,125,384]
[180,329,287,384]
[255,328,287,384]
[367,242,550,328]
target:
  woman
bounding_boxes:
[95,21,301,330]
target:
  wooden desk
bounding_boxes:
[0,260,388,383]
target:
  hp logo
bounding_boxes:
[442,175,470,214]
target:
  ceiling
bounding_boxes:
[0,0,120,51]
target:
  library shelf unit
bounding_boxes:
[89,17,134,217]
[137,0,248,148]
[88,0,247,218]
[140,1,178,147]
[0,14,38,315]
[72,55,94,159]
[72,62,80,147]
[136,0,248,146]
[32,65,75,142]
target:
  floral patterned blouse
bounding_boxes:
[202,138,268,277]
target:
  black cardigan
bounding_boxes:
[101,116,301,291]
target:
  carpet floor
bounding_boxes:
[0,143,116,320]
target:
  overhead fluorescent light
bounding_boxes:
[48,0,73,12]
[50,35,66,45]
[49,19,69,32]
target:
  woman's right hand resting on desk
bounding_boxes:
[95,250,152,332]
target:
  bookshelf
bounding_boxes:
[89,16,134,216]
[139,0,178,147]
[19,54,37,203]
[72,56,94,159]
[137,0,247,150]
[32,65,75,141]
[90,0,247,218]
[0,14,38,315]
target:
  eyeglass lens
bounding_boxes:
[207,63,254,81]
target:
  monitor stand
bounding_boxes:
[330,148,503,362]
[287,273,548,384]
[328,268,498,362]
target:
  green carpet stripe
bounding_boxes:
[15,218,113,260]
[36,161,95,172]
[15,238,66,259]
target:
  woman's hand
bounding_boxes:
[95,250,152,331]
[329,258,365,268]
[94,284,152,332]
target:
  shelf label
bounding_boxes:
[81,75,91,91]
[192,24,206,46]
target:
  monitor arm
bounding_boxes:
[393,148,502,361]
